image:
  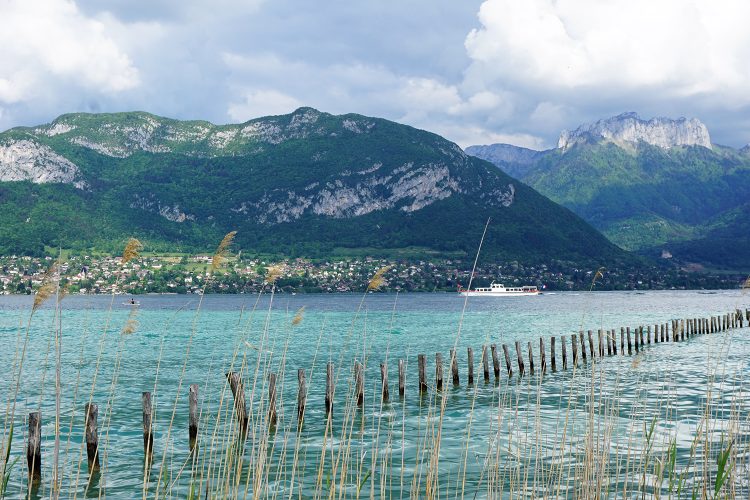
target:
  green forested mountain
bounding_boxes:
[0,108,628,265]
[467,113,750,271]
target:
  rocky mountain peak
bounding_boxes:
[558,112,712,151]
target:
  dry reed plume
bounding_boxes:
[32,263,58,313]
[265,264,284,284]
[211,231,237,271]
[367,265,391,291]
[122,238,143,265]
[291,306,305,326]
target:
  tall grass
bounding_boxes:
[0,240,748,498]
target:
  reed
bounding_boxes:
[1,244,749,499]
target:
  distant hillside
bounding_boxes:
[468,113,750,271]
[0,108,630,266]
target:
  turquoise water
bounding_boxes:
[1,291,749,497]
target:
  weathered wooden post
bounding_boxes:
[550,336,557,371]
[634,327,639,354]
[571,334,578,366]
[640,326,645,346]
[481,345,490,383]
[354,362,364,406]
[27,411,41,483]
[647,326,651,344]
[398,359,405,397]
[620,327,625,354]
[268,372,278,426]
[227,373,249,431]
[502,344,513,377]
[435,353,444,389]
[84,403,100,473]
[491,344,501,379]
[527,342,535,374]
[189,384,199,450]
[579,331,587,362]
[611,330,617,355]
[598,329,604,357]
[380,362,389,402]
[326,362,335,415]
[587,330,595,360]
[297,369,306,424]
[515,341,525,374]
[561,335,568,370]
[467,347,475,385]
[418,354,427,393]
[450,348,459,386]
[142,392,155,460]
[539,337,546,373]
[626,327,633,354]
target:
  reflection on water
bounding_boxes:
[0,291,749,497]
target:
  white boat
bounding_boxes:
[458,282,540,297]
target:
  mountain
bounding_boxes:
[557,112,712,151]
[467,113,750,270]
[0,108,629,265]
[463,143,545,179]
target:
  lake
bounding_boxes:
[1,290,749,497]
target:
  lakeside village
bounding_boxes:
[0,253,746,295]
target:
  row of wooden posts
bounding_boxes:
[23,308,749,482]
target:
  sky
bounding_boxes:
[2,0,750,149]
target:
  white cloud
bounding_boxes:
[465,0,750,101]
[227,89,302,121]
[0,0,140,104]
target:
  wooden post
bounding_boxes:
[268,372,278,427]
[326,362,334,415]
[189,384,199,450]
[640,326,645,346]
[598,329,604,357]
[647,326,651,344]
[142,392,154,460]
[527,342,535,374]
[27,411,41,483]
[611,330,617,355]
[587,330,595,360]
[561,336,568,370]
[297,369,306,424]
[620,327,625,354]
[418,354,427,393]
[492,344,502,379]
[550,336,557,371]
[606,330,612,356]
[634,327,639,354]
[502,344,513,376]
[571,334,578,366]
[380,362,390,402]
[539,337,546,373]
[482,345,490,383]
[515,341,525,374]
[579,331,587,362]
[354,361,364,406]
[84,403,100,473]
[626,327,633,354]
[450,348,459,386]
[467,347,475,385]
[226,373,248,432]
[398,359,405,397]
[435,353,443,390]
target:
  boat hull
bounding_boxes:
[459,291,540,297]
